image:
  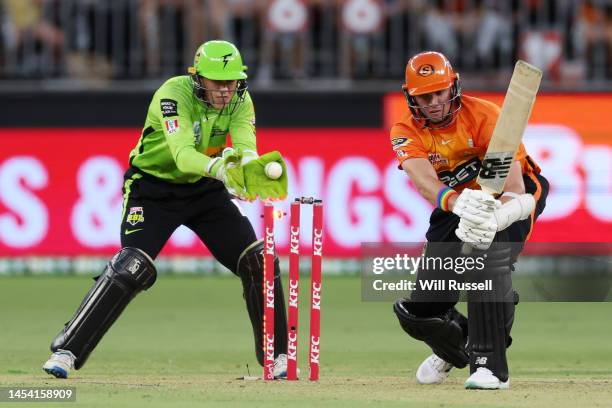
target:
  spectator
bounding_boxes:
[607,6,612,77]
[460,0,513,70]
[139,0,207,77]
[573,0,608,79]
[338,0,386,79]
[421,0,459,62]
[207,0,262,78]
[257,0,309,84]
[2,0,64,76]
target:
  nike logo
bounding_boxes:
[441,139,452,145]
[124,228,143,235]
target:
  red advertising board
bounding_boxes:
[0,94,611,256]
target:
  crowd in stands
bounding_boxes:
[1,0,610,86]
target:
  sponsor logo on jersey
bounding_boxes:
[127,207,144,226]
[211,126,227,138]
[160,99,178,117]
[391,137,412,150]
[165,119,179,134]
[428,152,449,167]
[438,157,481,188]
[468,138,474,148]
[193,121,201,146]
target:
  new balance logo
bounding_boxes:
[479,156,513,179]
[475,356,488,365]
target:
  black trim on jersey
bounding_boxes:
[437,157,481,188]
[129,126,155,166]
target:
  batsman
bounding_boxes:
[390,52,549,389]
[43,40,291,379]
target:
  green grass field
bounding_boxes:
[1,276,612,407]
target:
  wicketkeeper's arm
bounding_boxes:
[229,92,258,165]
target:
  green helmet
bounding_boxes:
[188,40,248,80]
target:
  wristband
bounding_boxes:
[205,157,223,179]
[437,187,458,212]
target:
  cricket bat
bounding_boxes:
[477,60,542,195]
[462,60,542,253]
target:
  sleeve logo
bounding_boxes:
[165,119,180,134]
[160,99,178,118]
[391,137,412,150]
[428,152,449,166]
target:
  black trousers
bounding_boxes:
[408,172,550,317]
[120,168,256,272]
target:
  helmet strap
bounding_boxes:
[404,79,463,129]
[191,75,249,115]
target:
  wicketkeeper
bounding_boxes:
[390,52,549,389]
[43,40,291,379]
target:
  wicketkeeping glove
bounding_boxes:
[206,147,250,200]
[243,151,288,201]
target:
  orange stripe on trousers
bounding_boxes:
[525,172,542,241]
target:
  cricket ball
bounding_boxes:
[264,162,283,180]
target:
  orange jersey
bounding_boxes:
[390,95,539,192]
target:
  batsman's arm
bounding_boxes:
[499,161,525,203]
[401,158,459,211]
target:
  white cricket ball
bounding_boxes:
[264,162,283,180]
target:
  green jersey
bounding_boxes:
[129,76,256,183]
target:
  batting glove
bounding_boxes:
[452,188,501,224]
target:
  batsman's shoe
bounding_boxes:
[273,354,300,379]
[416,354,453,384]
[42,350,76,379]
[464,367,509,390]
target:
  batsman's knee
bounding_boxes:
[394,299,469,368]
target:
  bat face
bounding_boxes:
[478,60,542,196]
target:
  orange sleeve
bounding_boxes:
[474,100,500,148]
[390,122,427,165]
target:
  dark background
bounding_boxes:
[0,90,384,128]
